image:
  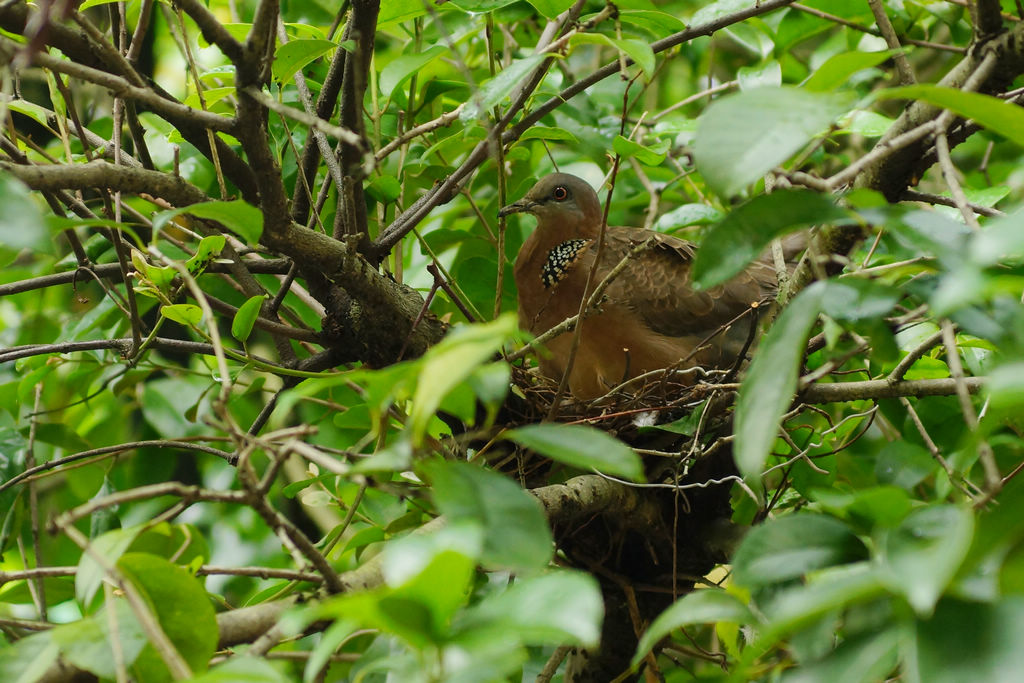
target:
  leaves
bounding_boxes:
[152,200,264,245]
[424,460,553,570]
[160,303,204,327]
[692,189,849,289]
[803,49,897,91]
[877,85,1024,147]
[633,590,752,667]
[272,39,336,85]
[571,34,656,79]
[458,571,603,647]
[410,314,516,442]
[879,505,975,616]
[503,423,644,481]
[911,598,1024,683]
[0,173,47,252]
[732,514,868,588]
[613,135,669,166]
[694,87,856,196]
[460,55,545,121]
[117,553,219,680]
[231,294,266,342]
[735,284,825,479]
[379,45,448,96]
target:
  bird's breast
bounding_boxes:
[541,238,592,288]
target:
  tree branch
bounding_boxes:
[799,376,984,402]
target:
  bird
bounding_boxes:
[499,172,782,401]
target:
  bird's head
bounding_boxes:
[498,173,602,236]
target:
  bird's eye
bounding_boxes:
[552,186,569,201]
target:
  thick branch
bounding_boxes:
[0,37,234,134]
[0,260,292,296]
[0,159,209,206]
[800,376,984,402]
[0,1,259,200]
[334,0,379,247]
[855,22,1024,199]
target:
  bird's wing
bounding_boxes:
[600,228,774,338]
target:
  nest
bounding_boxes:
[487,362,744,487]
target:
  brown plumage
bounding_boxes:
[500,173,780,400]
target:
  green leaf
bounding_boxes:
[754,564,888,652]
[231,295,266,342]
[877,85,1024,147]
[820,279,901,322]
[380,528,479,641]
[310,528,479,648]
[272,39,336,85]
[692,189,847,289]
[53,601,148,678]
[733,513,867,588]
[608,37,655,79]
[378,0,430,25]
[737,61,781,90]
[813,486,912,529]
[655,203,723,231]
[969,210,1024,266]
[571,34,655,79]
[633,590,752,667]
[525,0,576,18]
[127,522,210,568]
[77,527,143,607]
[161,303,204,327]
[911,597,1024,683]
[423,461,553,570]
[351,439,413,474]
[185,234,226,276]
[0,173,47,251]
[617,9,687,34]
[804,50,897,91]
[694,87,855,196]
[882,207,969,265]
[28,422,91,452]
[450,0,519,10]
[955,476,1024,601]
[875,441,939,490]
[783,629,900,683]
[504,423,644,481]
[879,505,974,616]
[152,200,264,245]
[77,0,118,9]
[190,656,288,683]
[380,45,447,96]
[985,361,1024,414]
[518,126,580,144]
[843,110,895,137]
[367,174,402,203]
[183,86,235,110]
[7,99,54,128]
[459,572,602,648]
[410,315,516,442]
[0,631,59,683]
[117,552,218,680]
[461,55,545,121]
[735,284,824,479]
[612,135,669,166]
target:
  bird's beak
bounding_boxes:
[498,198,536,218]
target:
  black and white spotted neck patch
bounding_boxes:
[541,238,590,288]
